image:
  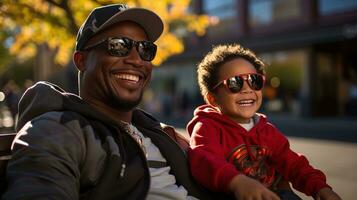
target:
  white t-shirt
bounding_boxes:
[238,118,254,131]
[128,124,198,200]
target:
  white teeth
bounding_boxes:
[238,99,254,106]
[115,74,139,82]
[239,100,254,104]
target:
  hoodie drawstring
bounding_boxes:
[114,126,127,178]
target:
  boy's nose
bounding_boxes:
[240,81,253,93]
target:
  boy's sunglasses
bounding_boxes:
[83,37,157,61]
[212,73,266,93]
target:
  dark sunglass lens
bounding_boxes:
[227,76,244,93]
[137,41,157,61]
[108,38,132,56]
[249,74,264,90]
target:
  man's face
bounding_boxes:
[80,21,153,111]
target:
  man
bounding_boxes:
[3,4,213,200]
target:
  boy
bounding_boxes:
[187,44,341,200]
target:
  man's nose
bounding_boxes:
[124,47,144,66]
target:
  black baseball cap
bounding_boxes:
[75,4,164,51]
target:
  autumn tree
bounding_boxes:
[0,0,213,78]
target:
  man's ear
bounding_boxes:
[73,51,86,72]
[205,92,217,106]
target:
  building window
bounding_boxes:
[202,0,236,20]
[318,0,357,15]
[248,0,301,27]
[202,0,238,39]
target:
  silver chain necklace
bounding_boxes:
[121,121,147,155]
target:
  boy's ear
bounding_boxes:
[206,92,217,106]
[73,51,86,72]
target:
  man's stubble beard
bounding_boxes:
[109,91,143,112]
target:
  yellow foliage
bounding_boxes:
[56,37,75,65]
[153,33,184,66]
[10,27,34,55]
[0,0,215,67]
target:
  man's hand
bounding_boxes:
[229,174,281,200]
[315,187,342,200]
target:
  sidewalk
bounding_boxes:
[289,137,357,200]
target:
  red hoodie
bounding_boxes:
[187,104,330,196]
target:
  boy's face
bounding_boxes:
[211,58,263,123]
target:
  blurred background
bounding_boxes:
[1,0,357,199]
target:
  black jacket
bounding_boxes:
[2,81,213,200]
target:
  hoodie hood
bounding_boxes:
[16,81,161,132]
[187,104,268,136]
[16,81,105,131]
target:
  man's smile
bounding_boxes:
[115,73,140,83]
[110,71,147,90]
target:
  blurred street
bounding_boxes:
[268,114,357,143]
[1,1,357,199]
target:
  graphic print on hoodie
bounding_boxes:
[226,144,275,187]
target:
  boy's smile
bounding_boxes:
[237,99,255,107]
[211,58,263,124]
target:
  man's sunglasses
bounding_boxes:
[212,73,266,93]
[83,37,157,61]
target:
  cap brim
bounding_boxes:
[99,8,164,42]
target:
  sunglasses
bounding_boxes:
[83,37,157,61]
[212,73,265,93]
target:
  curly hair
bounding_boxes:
[197,43,266,103]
